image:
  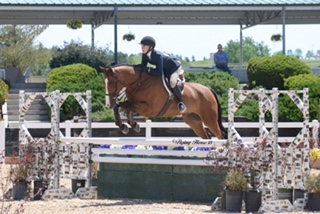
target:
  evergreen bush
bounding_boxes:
[247,55,312,90]
[0,78,9,111]
[282,74,320,121]
[47,63,112,121]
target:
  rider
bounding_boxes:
[139,36,187,113]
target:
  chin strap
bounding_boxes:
[145,47,153,55]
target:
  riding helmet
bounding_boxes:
[139,36,156,48]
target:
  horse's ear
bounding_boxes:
[99,66,111,75]
[100,66,115,76]
[100,66,107,74]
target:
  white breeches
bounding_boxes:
[169,66,182,88]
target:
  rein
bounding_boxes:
[126,68,143,98]
[105,66,144,104]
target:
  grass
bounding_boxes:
[301,59,320,68]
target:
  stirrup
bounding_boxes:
[178,102,187,113]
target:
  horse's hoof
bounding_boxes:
[120,124,129,134]
[132,123,140,133]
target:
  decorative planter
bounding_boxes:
[245,190,261,213]
[33,180,48,200]
[225,190,243,212]
[98,163,225,202]
[308,192,320,211]
[13,181,28,200]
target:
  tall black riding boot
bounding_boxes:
[172,85,187,113]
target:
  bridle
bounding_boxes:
[105,67,144,109]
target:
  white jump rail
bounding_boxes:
[21,120,317,142]
[59,136,228,147]
[59,136,232,166]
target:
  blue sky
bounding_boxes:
[36,24,320,61]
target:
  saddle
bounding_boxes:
[157,68,185,117]
[177,68,185,90]
[164,68,185,91]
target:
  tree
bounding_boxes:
[306,50,315,59]
[294,48,303,59]
[317,50,320,59]
[287,49,294,56]
[0,25,50,73]
[49,40,113,73]
[224,37,270,64]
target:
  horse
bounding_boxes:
[100,64,227,139]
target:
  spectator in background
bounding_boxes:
[214,44,232,75]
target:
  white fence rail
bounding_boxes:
[22,119,319,142]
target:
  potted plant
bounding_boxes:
[10,164,31,200]
[9,143,36,200]
[33,153,50,200]
[242,140,274,213]
[224,169,247,212]
[206,139,274,212]
[66,19,83,29]
[271,34,282,42]
[122,33,135,41]
[306,173,320,211]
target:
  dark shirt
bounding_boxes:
[141,50,181,78]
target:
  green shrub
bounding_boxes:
[0,78,9,111]
[92,109,115,122]
[247,55,312,90]
[47,63,113,121]
[282,74,320,121]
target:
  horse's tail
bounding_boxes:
[210,88,228,139]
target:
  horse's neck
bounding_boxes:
[119,66,161,92]
[118,66,141,86]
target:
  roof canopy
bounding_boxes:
[0,1,320,28]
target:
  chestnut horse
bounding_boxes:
[100,64,227,139]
